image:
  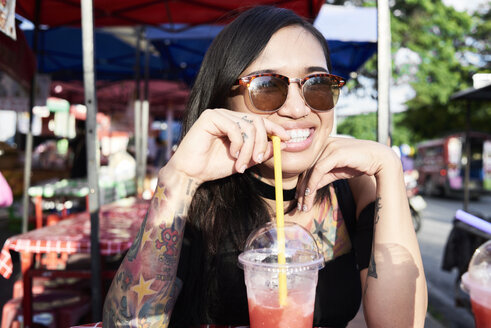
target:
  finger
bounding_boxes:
[262,119,290,141]
[234,120,256,173]
[251,117,268,163]
[206,110,244,159]
[234,114,268,163]
[300,159,337,212]
[260,141,274,162]
[215,110,264,162]
[303,175,338,212]
[301,181,319,212]
[295,175,309,211]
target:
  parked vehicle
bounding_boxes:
[404,169,426,232]
[415,132,491,199]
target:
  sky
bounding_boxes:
[15,0,488,119]
[442,0,489,13]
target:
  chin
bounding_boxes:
[259,154,313,178]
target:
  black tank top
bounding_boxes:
[170,179,374,328]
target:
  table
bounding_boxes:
[27,178,137,229]
[28,178,90,229]
[0,197,150,328]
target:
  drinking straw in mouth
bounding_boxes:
[271,136,287,306]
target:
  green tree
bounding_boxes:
[337,113,377,141]
[337,112,417,146]
[340,0,491,142]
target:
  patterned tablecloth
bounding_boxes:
[0,197,149,279]
[71,323,103,328]
[28,177,136,206]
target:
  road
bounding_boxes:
[417,194,491,327]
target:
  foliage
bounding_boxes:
[337,111,417,146]
[471,4,491,70]
[337,113,377,141]
[339,0,491,143]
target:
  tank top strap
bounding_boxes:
[331,179,356,239]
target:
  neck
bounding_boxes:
[248,171,297,201]
[252,168,300,190]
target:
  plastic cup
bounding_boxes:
[461,240,491,328]
[238,222,324,328]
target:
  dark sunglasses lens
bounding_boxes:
[304,76,340,111]
[249,76,288,112]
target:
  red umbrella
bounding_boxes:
[51,80,189,116]
[0,24,36,92]
[16,2,324,325]
[16,0,324,26]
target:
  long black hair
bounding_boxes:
[182,5,332,136]
[172,6,332,325]
[183,5,332,253]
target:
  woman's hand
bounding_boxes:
[165,108,290,184]
[296,137,401,211]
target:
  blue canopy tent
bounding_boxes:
[23,27,165,81]
[145,24,222,85]
[313,5,377,79]
[143,4,377,150]
[145,5,377,86]
[15,2,326,324]
[22,26,190,115]
[325,40,377,79]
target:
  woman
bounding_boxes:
[103,6,427,327]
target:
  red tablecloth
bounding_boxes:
[71,323,103,328]
[0,197,149,279]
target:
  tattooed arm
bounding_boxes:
[355,155,427,327]
[103,169,198,327]
[103,110,289,327]
[296,138,427,327]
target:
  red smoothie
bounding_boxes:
[248,292,314,328]
[471,299,491,328]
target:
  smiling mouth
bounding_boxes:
[286,128,312,143]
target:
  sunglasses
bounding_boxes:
[235,73,346,113]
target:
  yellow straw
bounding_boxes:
[272,136,287,306]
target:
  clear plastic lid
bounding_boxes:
[467,240,491,287]
[238,222,324,273]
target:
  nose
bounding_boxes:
[276,83,310,118]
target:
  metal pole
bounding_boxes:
[377,0,391,145]
[463,101,471,211]
[166,108,173,161]
[134,27,143,195]
[21,0,41,234]
[81,0,102,321]
[141,39,150,185]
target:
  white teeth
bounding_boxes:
[286,129,310,143]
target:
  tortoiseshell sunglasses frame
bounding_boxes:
[234,72,346,112]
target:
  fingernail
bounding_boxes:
[235,151,240,158]
[239,165,247,173]
[257,153,264,163]
[302,204,308,212]
[304,188,311,196]
[297,202,302,211]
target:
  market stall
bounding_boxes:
[11,1,326,324]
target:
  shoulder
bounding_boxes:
[347,175,376,219]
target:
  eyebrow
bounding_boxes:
[307,66,329,74]
[244,66,329,77]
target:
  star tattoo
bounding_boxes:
[140,228,152,250]
[313,218,330,245]
[154,185,167,203]
[131,274,157,305]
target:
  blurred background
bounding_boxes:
[0,0,489,327]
